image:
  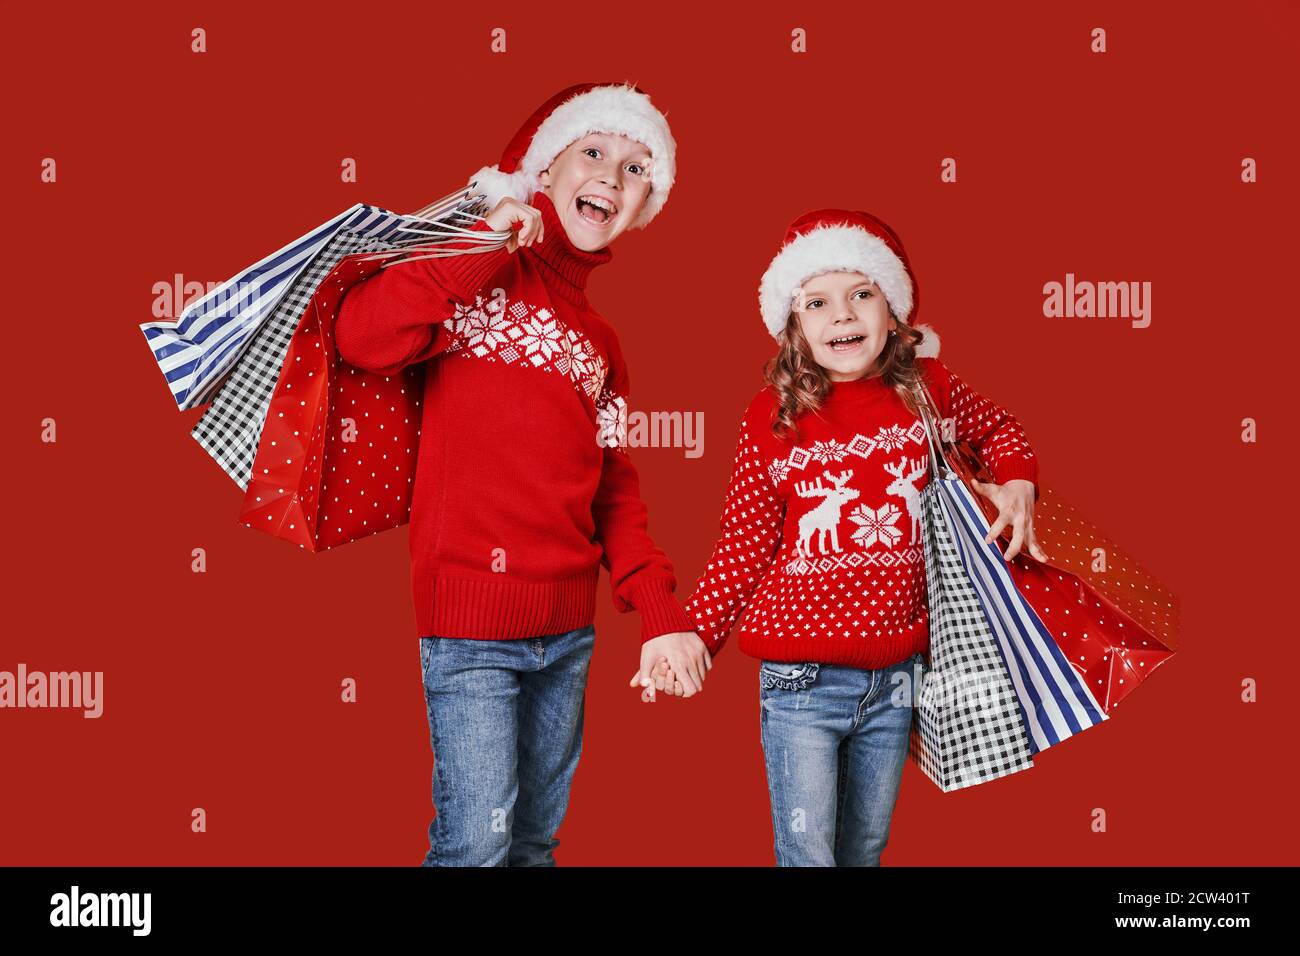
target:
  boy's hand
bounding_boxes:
[484,197,544,253]
[629,631,711,700]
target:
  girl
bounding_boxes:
[657,208,1047,866]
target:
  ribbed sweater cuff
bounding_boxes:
[992,457,1040,502]
[432,218,513,302]
[630,577,695,642]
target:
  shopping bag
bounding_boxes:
[191,228,395,490]
[185,187,504,489]
[236,251,424,551]
[919,383,1178,715]
[913,384,1110,755]
[907,410,1037,793]
[141,204,417,410]
[1002,515,1177,713]
[235,199,510,552]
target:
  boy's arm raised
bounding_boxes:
[680,397,785,659]
[334,210,523,376]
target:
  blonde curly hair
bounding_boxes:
[762,312,937,443]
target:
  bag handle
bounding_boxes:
[911,382,954,481]
[353,184,512,269]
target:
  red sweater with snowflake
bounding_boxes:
[333,189,694,642]
[681,358,1040,669]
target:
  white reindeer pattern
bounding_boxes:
[793,469,860,556]
[882,455,929,544]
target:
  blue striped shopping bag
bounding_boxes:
[915,384,1108,756]
[140,204,416,410]
[141,184,499,412]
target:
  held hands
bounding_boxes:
[972,477,1048,563]
[637,658,683,703]
[628,631,712,703]
[484,197,544,253]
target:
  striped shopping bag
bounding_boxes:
[914,384,1109,757]
[909,412,1037,792]
[141,204,419,410]
[191,227,396,489]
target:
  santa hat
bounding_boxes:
[758,208,940,357]
[466,82,676,231]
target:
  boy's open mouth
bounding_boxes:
[576,194,618,227]
[827,334,865,353]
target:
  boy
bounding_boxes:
[333,82,709,866]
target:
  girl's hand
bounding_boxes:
[638,658,684,703]
[483,197,544,253]
[629,631,711,700]
[972,477,1048,563]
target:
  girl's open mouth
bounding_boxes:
[576,194,618,227]
[827,334,865,353]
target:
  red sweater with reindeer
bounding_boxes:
[332,189,694,643]
[681,358,1039,669]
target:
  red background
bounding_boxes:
[4,1,1296,865]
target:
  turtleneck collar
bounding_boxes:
[526,189,613,306]
[823,371,890,404]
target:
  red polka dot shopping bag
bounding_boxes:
[929,394,1179,718]
[236,251,426,552]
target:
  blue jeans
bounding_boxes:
[759,652,923,866]
[418,624,596,866]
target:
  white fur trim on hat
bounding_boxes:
[759,223,913,333]
[465,164,533,208]
[757,223,938,357]
[470,84,676,230]
[911,321,940,358]
[522,84,675,229]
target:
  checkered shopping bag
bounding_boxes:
[191,228,394,489]
[908,423,1037,792]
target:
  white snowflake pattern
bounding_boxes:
[579,351,608,401]
[775,424,928,480]
[808,439,850,464]
[596,390,628,451]
[848,502,903,548]
[448,297,512,357]
[516,311,565,366]
[767,457,792,487]
[873,423,911,452]
[440,298,610,405]
[565,329,596,379]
